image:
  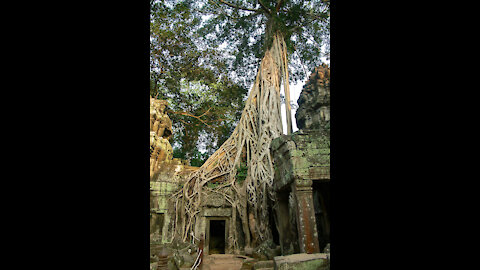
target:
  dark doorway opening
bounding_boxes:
[209,220,225,254]
[312,181,330,252]
[269,206,280,245]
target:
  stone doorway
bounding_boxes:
[269,205,280,246]
[312,181,330,252]
[208,219,226,254]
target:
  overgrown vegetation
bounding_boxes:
[153,0,330,250]
[150,0,248,164]
[235,161,248,184]
[150,1,329,166]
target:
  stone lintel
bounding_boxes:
[202,207,231,217]
[203,193,228,208]
[309,166,330,180]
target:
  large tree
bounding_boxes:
[150,0,248,164]
[195,0,329,133]
[150,0,329,163]
[168,0,330,250]
[196,0,330,87]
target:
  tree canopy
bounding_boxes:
[151,0,331,247]
[150,0,330,165]
[196,0,330,87]
[150,0,248,165]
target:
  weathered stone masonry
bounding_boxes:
[270,130,330,254]
[150,97,199,244]
[270,63,330,255]
[150,63,330,267]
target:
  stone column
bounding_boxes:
[161,213,171,244]
[293,178,320,254]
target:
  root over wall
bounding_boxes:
[171,32,291,251]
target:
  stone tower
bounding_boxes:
[270,64,330,255]
[150,97,173,177]
[150,97,199,243]
[295,63,330,133]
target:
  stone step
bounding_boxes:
[274,253,329,270]
[253,260,274,269]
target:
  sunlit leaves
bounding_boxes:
[149,0,329,164]
[150,0,248,164]
[196,0,329,87]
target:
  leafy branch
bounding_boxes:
[218,0,258,12]
[169,108,214,128]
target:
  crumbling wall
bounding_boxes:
[150,97,173,178]
[270,64,330,256]
[149,97,199,244]
[295,63,330,132]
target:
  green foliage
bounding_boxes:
[196,0,330,87]
[173,147,210,167]
[150,0,248,161]
[235,161,248,184]
[150,0,330,163]
[323,121,330,134]
[207,182,220,189]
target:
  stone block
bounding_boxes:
[274,253,329,270]
[308,167,329,180]
[203,193,226,208]
[254,260,274,269]
[241,261,256,270]
[202,207,231,217]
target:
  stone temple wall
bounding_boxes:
[270,64,330,256]
[149,97,199,243]
[150,97,239,257]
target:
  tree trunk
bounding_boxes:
[173,31,291,248]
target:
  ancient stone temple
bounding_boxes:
[150,97,199,244]
[149,62,330,269]
[270,64,330,256]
